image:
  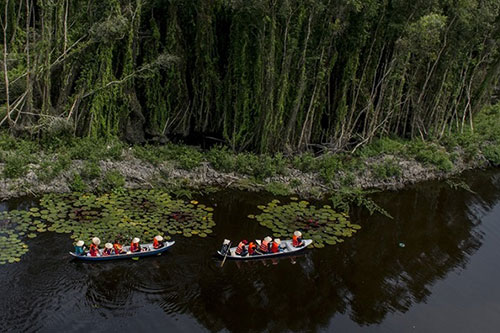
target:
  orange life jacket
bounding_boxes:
[271,242,280,253]
[260,240,269,253]
[293,235,302,247]
[248,242,256,255]
[235,242,246,255]
[153,238,163,249]
[113,243,123,254]
[89,243,99,256]
[130,242,140,252]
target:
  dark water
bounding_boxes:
[1,170,500,332]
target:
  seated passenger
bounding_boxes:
[89,237,101,257]
[235,240,248,256]
[259,236,272,253]
[153,235,164,249]
[248,241,257,256]
[271,238,282,253]
[103,243,113,256]
[130,237,141,252]
[113,240,125,255]
[292,231,304,247]
[74,240,86,256]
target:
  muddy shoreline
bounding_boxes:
[0,149,491,200]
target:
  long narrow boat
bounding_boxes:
[69,241,175,261]
[217,239,312,260]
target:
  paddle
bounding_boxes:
[220,242,231,268]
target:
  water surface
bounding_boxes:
[1,170,499,332]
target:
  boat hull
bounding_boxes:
[217,239,312,260]
[70,241,175,261]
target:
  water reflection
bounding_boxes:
[0,170,499,331]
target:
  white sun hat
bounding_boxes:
[92,237,101,245]
[105,243,113,249]
[294,230,302,237]
[223,239,230,245]
[274,238,281,244]
[155,235,163,241]
[76,240,84,247]
[132,237,140,243]
[264,236,272,242]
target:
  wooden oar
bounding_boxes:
[220,242,231,268]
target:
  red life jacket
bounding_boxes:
[153,238,163,249]
[271,242,280,253]
[293,235,302,247]
[113,243,123,254]
[235,242,246,255]
[260,240,269,253]
[89,243,99,256]
[248,242,256,255]
[130,242,140,252]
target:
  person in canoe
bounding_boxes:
[89,237,101,257]
[130,237,141,252]
[113,240,126,255]
[153,235,164,249]
[220,239,231,255]
[103,243,113,256]
[235,240,248,256]
[74,240,86,256]
[292,230,304,247]
[271,238,282,253]
[248,240,257,256]
[259,236,272,254]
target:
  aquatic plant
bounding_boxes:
[249,199,361,248]
[0,189,215,265]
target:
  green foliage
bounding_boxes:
[133,145,163,166]
[264,182,292,196]
[292,152,318,173]
[483,145,500,166]
[330,188,392,218]
[98,170,125,192]
[407,141,453,171]
[36,154,72,183]
[3,154,30,179]
[373,158,402,180]
[81,161,101,180]
[69,173,88,192]
[207,146,236,172]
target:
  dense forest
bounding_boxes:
[0,0,499,153]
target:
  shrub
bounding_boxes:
[81,160,101,180]
[177,149,203,170]
[483,145,500,166]
[36,154,72,183]
[98,170,125,192]
[69,173,88,192]
[373,159,402,180]
[265,182,292,196]
[407,141,453,171]
[133,145,163,166]
[318,155,343,183]
[292,152,318,173]
[207,146,236,172]
[3,154,30,179]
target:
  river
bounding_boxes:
[0,170,499,332]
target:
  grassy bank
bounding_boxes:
[0,105,499,201]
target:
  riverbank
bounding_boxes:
[0,106,499,201]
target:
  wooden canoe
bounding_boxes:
[217,239,312,260]
[69,241,175,261]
